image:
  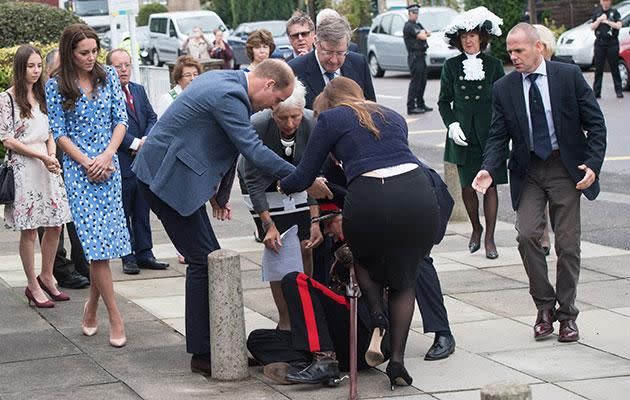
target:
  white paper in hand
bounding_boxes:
[261,224,304,282]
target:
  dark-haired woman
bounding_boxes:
[0,44,72,308]
[277,77,439,390]
[439,7,506,259]
[45,24,130,347]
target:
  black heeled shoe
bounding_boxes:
[365,313,388,367]
[468,228,483,253]
[386,361,412,391]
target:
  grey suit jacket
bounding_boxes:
[132,70,295,216]
[238,109,316,213]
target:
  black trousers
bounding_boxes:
[407,51,428,110]
[593,42,622,95]
[138,181,220,355]
[121,175,154,263]
[247,272,382,372]
[415,255,450,333]
[37,222,89,280]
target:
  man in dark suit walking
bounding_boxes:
[473,23,607,343]
[107,49,169,275]
[288,15,375,109]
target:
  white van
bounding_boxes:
[148,11,228,66]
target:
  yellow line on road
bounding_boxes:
[408,129,447,135]
[605,156,630,161]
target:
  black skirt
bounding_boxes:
[342,167,439,291]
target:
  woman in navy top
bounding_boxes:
[278,77,439,390]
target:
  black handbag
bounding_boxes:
[0,92,16,204]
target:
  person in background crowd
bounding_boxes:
[439,7,506,259]
[209,29,234,69]
[35,48,90,289]
[238,79,322,331]
[107,48,169,275]
[245,29,276,72]
[285,12,315,61]
[591,0,623,98]
[404,4,432,115]
[155,55,202,118]
[315,8,360,53]
[473,23,607,343]
[46,23,131,348]
[182,26,211,60]
[1,44,73,308]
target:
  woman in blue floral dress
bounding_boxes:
[46,24,130,348]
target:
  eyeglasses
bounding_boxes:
[113,63,131,70]
[289,30,312,40]
[182,72,199,78]
[317,43,349,58]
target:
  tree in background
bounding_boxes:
[337,0,372,28]
[137,3,168,26]
[207,0,295,28]
[464,0,523,62]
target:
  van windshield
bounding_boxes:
[74,0,109,16]
[179,15,225,35]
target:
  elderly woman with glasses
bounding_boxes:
[237,78,323,331]
[155,55,202,118]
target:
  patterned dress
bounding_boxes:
[0,92,72,230]
[45,66,131,261]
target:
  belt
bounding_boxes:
[531,149,560,161]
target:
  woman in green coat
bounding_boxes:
[439,7,507,259]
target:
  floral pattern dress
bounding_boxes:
[45,66,131,261]
[0,92,72,230]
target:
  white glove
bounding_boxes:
[448,122,468,147]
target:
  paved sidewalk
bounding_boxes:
[1,194,630,399]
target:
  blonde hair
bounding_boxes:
[533,24,556,60]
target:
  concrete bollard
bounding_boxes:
[444,161,468,222]
[208,249,249,380]
[481,383,532,400]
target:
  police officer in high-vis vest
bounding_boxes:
[403,4,433,115]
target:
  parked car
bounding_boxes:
[556,1,630,68]
[147,11,228,66]
[618,29,630,90]
[227,20,293,70]
[366,7,459,77]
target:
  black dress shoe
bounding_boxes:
[424,334,455,361]
[58,271,90,289]
[558,319,579,342]
[122,262,140,275]
[419,105,433,112]
[534,309,556,340]
[137,257,169,270]
[285,357,340,385]
[191,354,212,376]
[617,92,624,99]
[486,250,499,259]
[407,107,425,115]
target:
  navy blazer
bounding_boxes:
[119,82,156,178]
[482,61,607,210]
[288,50,376,109]
[132,70,295,217]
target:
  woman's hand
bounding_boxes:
[210,199,232,221]
[304,222,323,249]
[41,154,61,174]
[87,150,114,182]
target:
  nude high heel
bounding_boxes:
[82,302,98,336]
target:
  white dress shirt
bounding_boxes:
[521,59,559,151]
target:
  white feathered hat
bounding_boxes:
[444,6,503,47]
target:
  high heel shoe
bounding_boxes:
[365,313,388,367]
[37,276,70,301]
[386,361,413,391]
[468,227,483,253]
[109,333,127,348]
[82,302,98,336]
[24,287,55,308]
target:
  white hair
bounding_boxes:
[316,8,341,27]
[274,78,306,112]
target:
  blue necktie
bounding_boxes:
[527,73,552,160]
[324,71,336,83]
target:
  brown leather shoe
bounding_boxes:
[533,309,555,340]
[558,319,579,342]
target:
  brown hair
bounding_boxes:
[246,29,276,62]
[313,77,383,139]
[286,12,315,34]
[171,55,202,84]
[249,59,294,91]
[453,29,490,52]
[56,23,106,110]
[11,44,47,119]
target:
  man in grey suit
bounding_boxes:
[133,59,331,375]
[473,23,607,343]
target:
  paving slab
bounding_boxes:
[114,277,186,299]
[1,382,141,400]
[581,255,630,278]
[0,328,81,363]
[569,309,630,359]
[438,247,524,268]
[162,317,186,335]
[241,269,270,290]
[612,306,630,317]
[133,295,185,320]
[0,303,51,334]
[0,354,116,394]
[436,269,526,295]
[111,265,183,282]
[580,241,630,259]
[486,345,630,382]
[92,345,190,380]
[577,279,630,309]
[243,287,280,323]
[411,296,500,331]
[364,395,435,400]
[486,263,614,285]
[433,383,586,400]
[558,376,630,400]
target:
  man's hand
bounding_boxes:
[576,164,596,190]
[448,122,468,147]
[472,170,493,194]
[263,223,282,253]
[306,177,333,200]
[210,199,232,221]
[304,222,323,249]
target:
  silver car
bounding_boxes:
[556,2,630,68]
[366,7,459,77]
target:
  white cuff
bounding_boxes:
[130,138,141,151]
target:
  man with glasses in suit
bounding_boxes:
[286,12,316,61]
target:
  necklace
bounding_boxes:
[280,137,295,157]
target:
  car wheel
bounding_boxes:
[619,59,629,91]
[368,53,385,78]
[151,50,162,67]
